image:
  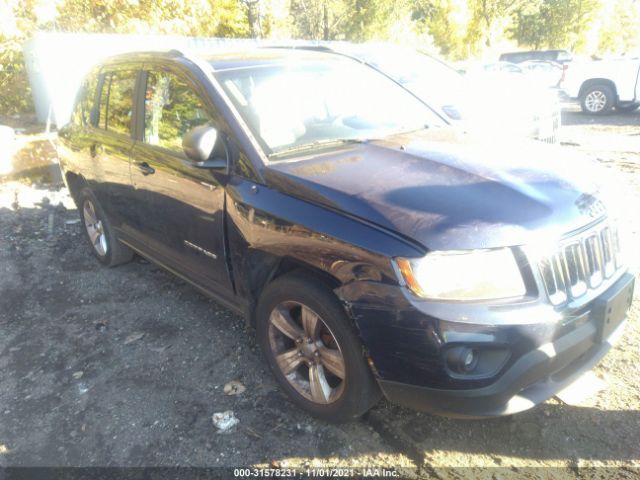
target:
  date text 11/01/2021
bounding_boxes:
[233,468,400,477]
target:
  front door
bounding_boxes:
[129,66,232,294]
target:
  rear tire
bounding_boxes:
[580,84,615,114]
[78,188,134,267]
[256,272,381,423]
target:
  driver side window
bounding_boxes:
[144,70,211,153]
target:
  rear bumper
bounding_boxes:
[377,272,634,418]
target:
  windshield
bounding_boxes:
[365,50,462,86]
[354,48,465,104]
[214,57,443,158]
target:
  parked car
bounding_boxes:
[297,44,561,143]
[481,61,524,74]
[520,60,564,88]
[58,49,634,421]
[560,57,640,114]
[500,49,573,64]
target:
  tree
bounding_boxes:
[288,0,347,40]
[287,0,405,41]
[597,0,640,55]
[54,0,250,37]
[510,0,545,49]
[467,0,527,47]
[510,0,602,52]
[241,0,264,38]
[411,0,470,59]
[0,0,40,114]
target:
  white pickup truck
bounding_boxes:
[560,57,640,114]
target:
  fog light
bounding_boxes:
[461,348,478,372]
[446,346,479,374]
[445,345,510,378]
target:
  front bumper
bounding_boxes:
[379,311,627,418]
[341,271,635,418]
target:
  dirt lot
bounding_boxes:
[0,107,639,478]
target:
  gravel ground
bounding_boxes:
[0,107,639,478]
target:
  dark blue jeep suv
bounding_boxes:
[58,48,634,422]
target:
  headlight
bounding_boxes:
[395,248,526,301]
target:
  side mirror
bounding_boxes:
[183,125,227,170]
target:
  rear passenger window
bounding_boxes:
[143,71,210,153]
[97,70,137,136]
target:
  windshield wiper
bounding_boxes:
[269,138,365,158]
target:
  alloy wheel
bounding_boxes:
[585,90,607,113]
[83,199,108,257]
[268,301,346,404]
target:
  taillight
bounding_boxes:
[560,64,568,84]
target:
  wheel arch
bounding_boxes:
[224,179,424,328]
[241,252,343,327]
[579,78,618,100]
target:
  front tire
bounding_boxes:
[580,84,615,114]
[256,272,380,423]
[78,188,134,267]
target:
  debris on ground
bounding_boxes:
[123,332,145,345]
[212,411,239,432]
[223,380,246,396]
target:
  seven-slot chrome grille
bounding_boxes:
[539,221,623,305]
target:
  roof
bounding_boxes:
[203,48,343,71]
[97,47,346,72]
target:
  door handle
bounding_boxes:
[137,162,155,175]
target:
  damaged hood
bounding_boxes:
[264,128,614,251]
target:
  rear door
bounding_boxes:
[89,66,140,231]
[129,63,233,294]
